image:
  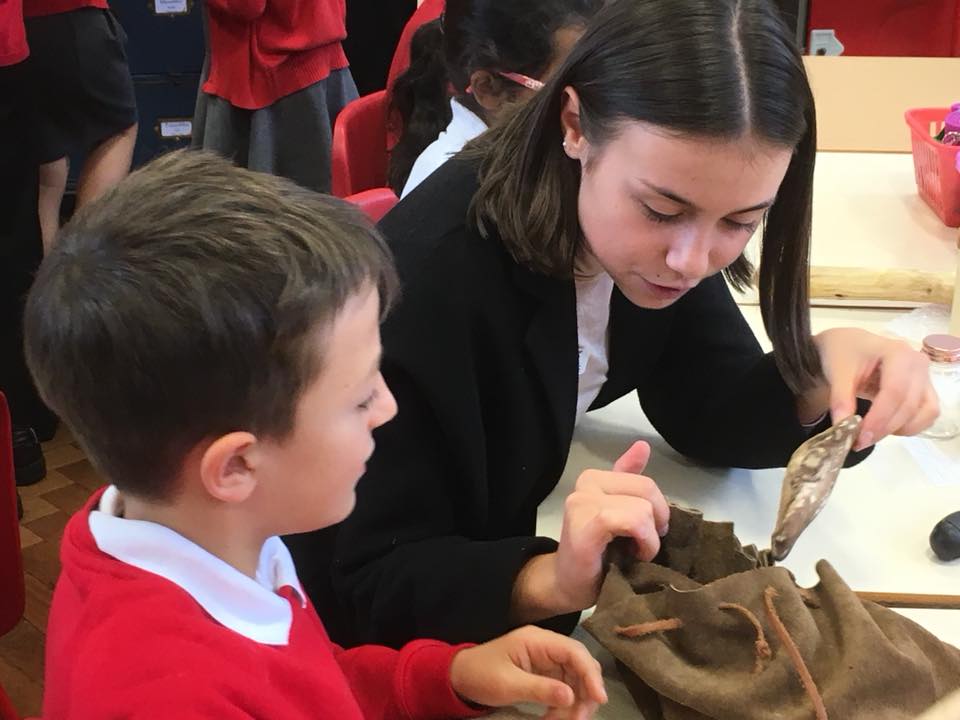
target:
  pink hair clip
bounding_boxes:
[465,71,545,94]
[498,71,545,91]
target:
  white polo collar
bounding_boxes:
[88,485,306,646]
[448,98,488,145]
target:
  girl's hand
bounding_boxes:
[511,442,670,622]
[807,328,938,450]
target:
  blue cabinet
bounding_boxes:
[131,74,201,167]
[63,73,200,210]
[113,0,204,75]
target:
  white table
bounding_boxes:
[737,152,958,309]
[493,305,960,719]
[808,153,956,273]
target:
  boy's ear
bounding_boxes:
[198,432,259,504]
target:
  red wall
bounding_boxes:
[808,0,960,56]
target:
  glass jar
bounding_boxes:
[921,334,960,440]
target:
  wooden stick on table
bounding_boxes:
[855,591,960,611]
[809,267,954,305]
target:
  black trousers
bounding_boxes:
[0,62,55,435]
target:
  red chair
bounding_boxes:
[0,685,18,720]
[331,90,389,197]
[0,679,38,719]
[345,188,399,223]
[0,392,26,720]
[333,0,446,197]
[807,0,960,56]
[0,392,24,638]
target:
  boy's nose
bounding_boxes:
[372,376,398,427]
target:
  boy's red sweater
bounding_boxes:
[43,490,488,720]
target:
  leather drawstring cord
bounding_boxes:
[613,618,684,637]
[719,602,772,674]
[763,587,829,720]
[613,604,772,675]
[612,587,829,720]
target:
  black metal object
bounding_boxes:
[930,511,960,562]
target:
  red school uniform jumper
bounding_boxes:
[203,0,349,110]
[43,486,489,720]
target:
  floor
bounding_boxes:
[1,426,102,717]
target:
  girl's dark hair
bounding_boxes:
[387,0,602,194]
[466,0,820,394]
[388,19,449,193]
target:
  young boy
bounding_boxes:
[25,150,607,719]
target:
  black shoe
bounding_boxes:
[16,491,23,521]
[27,407,59,443]
[32,415,59,443]
[13,427,46,486]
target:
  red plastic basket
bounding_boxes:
[905,107,960,227]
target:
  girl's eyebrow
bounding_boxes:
[640,179,775,215]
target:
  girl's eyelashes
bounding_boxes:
[641,203,681,224]
[723,218,760,234]
[641,201,760,234]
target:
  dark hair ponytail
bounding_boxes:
[388,20,451,194]
[388,0,603,194]
[467,0,821,393]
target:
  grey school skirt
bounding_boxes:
[192,63,358,194]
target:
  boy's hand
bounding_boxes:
[449,626,606,719]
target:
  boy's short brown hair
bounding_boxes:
[24,150,398,500]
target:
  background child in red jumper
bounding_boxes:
[25,150,607,720]
[193,0,356,193]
